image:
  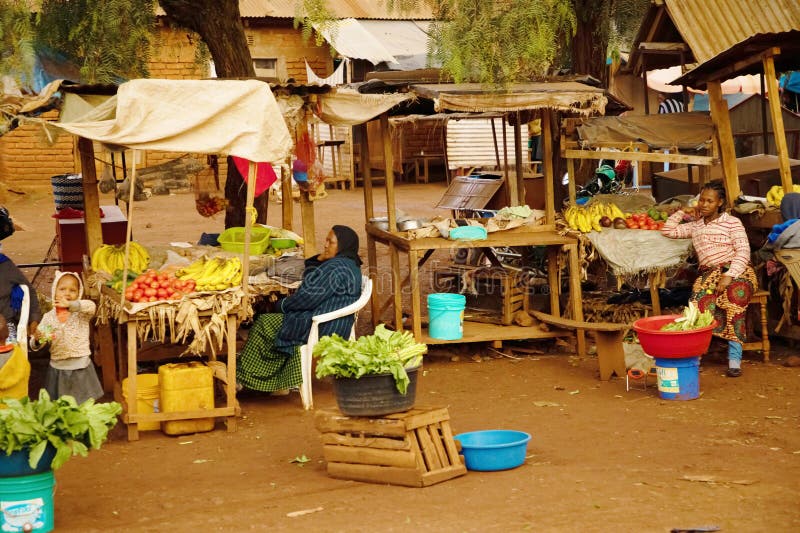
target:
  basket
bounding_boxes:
[633,315,717,358]
[51,173,84,211]
[217,226,271,255]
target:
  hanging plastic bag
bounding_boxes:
[194,155,227,217]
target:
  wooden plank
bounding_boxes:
[530,310,628,331]
[567,158,576,205]
[327,462,423,487]
[439,420,462,465]
[426,424,450,467]
[399,407,451,430]
[319,432,410,450]
[595,330,627,380]
[323,444,417,469]
[565,149,713,166]
[407,427,428,472]
[638,42,689,52]
[420,322,570,345]
[762,53,794,193]
[125,407,235,423]
[416,426,443,471]
[77,137,103,255]
[542,111,555,224]
[420,464,468,486]
[314,409,408,437]
[707,80,741,205]
[365,224,577,250]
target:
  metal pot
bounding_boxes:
[369,217,389,231]
[397,219,421,231]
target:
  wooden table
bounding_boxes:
[365,224,585,354]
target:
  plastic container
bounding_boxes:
[633,315,717,358]
[0,471,55,532]
[159,362,215,436]
[0,447,56,478]
[50,173,83,211]
[333,366,419,417]
[654,356,700,400]
[269,238,297,250]
[454,430,531,471]
[122,373,160,431]
[427,293,466,340]
[449,226,487,241]
[217,226,271,255]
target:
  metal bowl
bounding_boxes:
[397,219,421,231]
[369,217,389,231]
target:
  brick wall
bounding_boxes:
[245,20,333,82]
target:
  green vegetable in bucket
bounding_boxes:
[313,324,427,394]
[660,301,714,331]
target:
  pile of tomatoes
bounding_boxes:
[123,270,197,303]
[624,212,665,230]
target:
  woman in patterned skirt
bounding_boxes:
[237,225,362,393]
[661,180,755,377]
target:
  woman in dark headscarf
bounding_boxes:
[0,206,41,343]
[237,225,362,393]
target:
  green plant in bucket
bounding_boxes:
[313,324,427,394]
[0,390,121,470]
[660,301,714,331]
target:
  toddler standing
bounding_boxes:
[32,271,103,403]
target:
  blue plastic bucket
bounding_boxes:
[0,471,55,532]
[655,356,700,400]
[427,293,466,340]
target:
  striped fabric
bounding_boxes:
[662,211,750,279]
[658,98,684,114]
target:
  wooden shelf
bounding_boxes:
[420,320,570,345]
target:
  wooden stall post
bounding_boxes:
[241,161,257,309]
[762,52,794,193]
[281,157,293,231]
[381,113,398,233]
[707,81,741,204]
[541,111,556,225]
[77,137,103,255]
[511,112,522,206]
[567,158,576,205]
[361,128,381,325]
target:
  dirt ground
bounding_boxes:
[2,183,800,532]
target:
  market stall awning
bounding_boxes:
[409,82,608,115]
[316,89,413,126]
[52,79,292,163]
[576,113,713,151]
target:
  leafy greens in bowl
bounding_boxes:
[313,324,427,394]
[0,390,122,471]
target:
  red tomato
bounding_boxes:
[156,288,168,298]
[148,296,158,302]
[134,289,144,300]
[144,288,156,297]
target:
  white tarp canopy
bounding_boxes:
[315,18,398,65]
[53,79,292,163]
[316,89,413,126]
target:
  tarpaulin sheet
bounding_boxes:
[53,79,292,163]
[316,89,412,126]
[587,229,693,277]
[411,82,608,115]
[576,113,713,151]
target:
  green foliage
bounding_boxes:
[0,0,36,90]
[35,0,156,84]
[607,0,650,67]
[295,0,339,55]
[0,389,121,471]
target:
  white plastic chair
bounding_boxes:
[17,285,30,355]
[299,275,373,410]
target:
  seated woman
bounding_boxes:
[661,180,755,378]
[237,225,363,393]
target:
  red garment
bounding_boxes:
[231,156,277,197]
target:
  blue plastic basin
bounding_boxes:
[454,430,531,471]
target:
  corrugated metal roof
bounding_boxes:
[665,0,800,64]
[628,0,800,74]
[238,0,432,19]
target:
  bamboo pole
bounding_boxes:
[119,150,139,308]
[241,161,257,308]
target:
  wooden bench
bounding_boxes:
[531,311,629,380]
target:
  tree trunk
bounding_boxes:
[159,0,257,228]
[570,0,609,86]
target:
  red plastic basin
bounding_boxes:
[632,315,717,358]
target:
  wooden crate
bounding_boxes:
[314,406,467,487]
[433,266,529,325]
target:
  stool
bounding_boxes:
[742,289,770,362]
[314,406,467,487]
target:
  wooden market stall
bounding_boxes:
[52,79,293,439]
[359,82,619,356]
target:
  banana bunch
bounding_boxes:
[564,202,625,233]
[766,184,800,207]
[177,256,243,291]
[91,242,150,275]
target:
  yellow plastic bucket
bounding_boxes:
[122,374,160,431]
